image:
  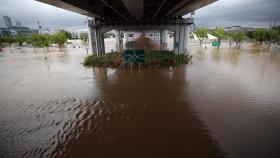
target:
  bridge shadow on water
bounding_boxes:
[51,66,226,158]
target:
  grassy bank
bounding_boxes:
[83,50,191,68]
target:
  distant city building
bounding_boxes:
[1,16,37,37]
[3,16,12,28]
[40,28,55,35]
[15,21,22,27]
[225,26,255,33]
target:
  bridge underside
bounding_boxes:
[37,0,217,55]
[38,0,216,21]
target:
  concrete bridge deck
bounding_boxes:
[37,0,217,55]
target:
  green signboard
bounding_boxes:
[124,50,145,63]
[212,41,221,47]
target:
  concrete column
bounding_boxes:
[160,30,167,44]
[185,25,191,54]
[179,24,186,54]
[155,32,160,43]
[89,27,105,56]
[174,23,181,54]
[99,31,105,55]
[87,21,95,55]
[174,21,191,54]
[115,29,123,51]
[160,30,167,50]
[124,32,129,49]
[95,28,101,56]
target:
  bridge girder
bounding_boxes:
[37,0,217,22]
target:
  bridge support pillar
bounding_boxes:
[174,20,191,54]
[88,20,105,56]
[185,24,190,53]
[160,29,167,50]
[124,32,129,49]
[115,29,123,51]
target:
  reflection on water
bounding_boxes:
[54,67,225,158]
[0,43,280,158]
[189,46,280,158]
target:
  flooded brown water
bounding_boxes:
[0,43,280,158]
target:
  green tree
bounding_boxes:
[194,28,208,46]
[28,34,52,49]
[272,26,280,46]
[52,32,68,50]
[80,32,88,42]
[0,36,3,51]
[231,32,246,49]
[254,28,266,43]
[0,36,3,46]
[265,29,279,50]
[246,31,254,42]
[41,34,53,49]
[212,28,226,48]
[3,36,15,48]
[15,36,26,49]
[28,33,40,47]
[272,26,280,34]
[59,30,72,40]
[226,32,234,48]
[28,34,45,48]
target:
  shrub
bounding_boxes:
[83,52,122,67]
[83,51,190,68]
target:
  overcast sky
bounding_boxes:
[0,0,279,29]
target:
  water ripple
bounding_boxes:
[0,96,144,158]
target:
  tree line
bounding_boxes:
[194,26,280,50]
[0,30,72,51]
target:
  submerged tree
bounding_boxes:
[0,36,3,51]
[59,30,72,40]
[246,31,254,42]
[28,34,53,49]
[226,32,234,48]
[0,36,3,47]
[28,33,40,47]
[194,28,208,46]
[265,29,279,51]
[254,28,266,44]
[41,34,53,49]
[80,32,88,42]
[3,36,15,48]
[15,36,26,49]
[271,27,280,47]
[231,32,246,50]
[212,28,226,48]
[52,32,68,50]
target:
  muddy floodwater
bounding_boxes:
[0,43,280,158]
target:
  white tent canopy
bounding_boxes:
[192,33,217,40]
[207,33,218,40]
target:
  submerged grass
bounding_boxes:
[83,50,191,68]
